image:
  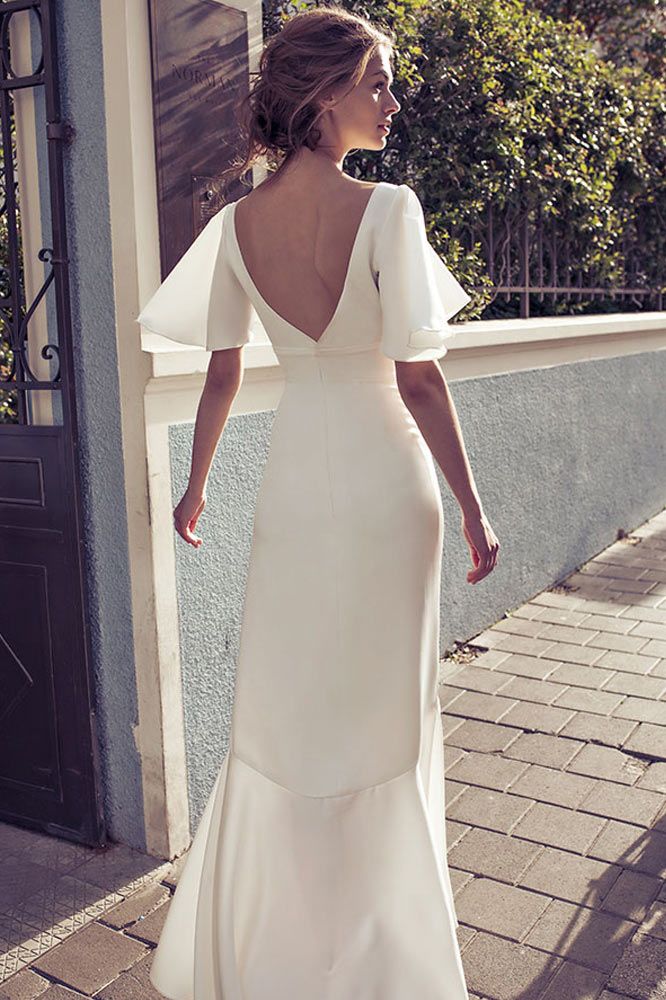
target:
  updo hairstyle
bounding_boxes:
[221,4,395,190]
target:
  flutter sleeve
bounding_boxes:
[135,204,253,351]
[374,184,471,362]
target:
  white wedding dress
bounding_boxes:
[136,180,471,1000]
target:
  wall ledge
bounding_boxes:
[142,311,666,420]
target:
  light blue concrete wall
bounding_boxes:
[56,1,144,848]
[169,349,666,830]
[170,411,273,826]
[437,350,665,644]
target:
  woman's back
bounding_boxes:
[232,177,379,345]
[137,177,470,362]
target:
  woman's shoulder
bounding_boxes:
[373,182,422,230]
[373,181,422,215]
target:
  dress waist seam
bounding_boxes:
[275,342,383,356]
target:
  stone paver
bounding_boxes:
[446,751,531,791]
[455,877,551,941]
[623,721,666,759]
[605,930,666,999]
[587,819,666,877]
[490,634,562,658]
[492,652,560,680]
[490,616,545,638]
[600,869,663,921]
[593,649,661,675]
[540,640,608,666]
[643,639,666,660]
[447,784,535,833]
[507,763,598,809]
[524,898,636,972]
[445,664,518,695]
[460,930,562,1000]
[538,622,602,645]
[447,827,541,883]
[595,668,666,699]
[517,845,621,907]
[578,778,665,826]
[564,743,647,784]
[94,952,161,1000]
[560,710,639,747]
[492,675,570,705]
[29,923,147,995]
[497,700,577,734]
[512,801,607,854]
[552,685,625,715]
[650,653,666,680]
[539,960,610,1000]
[0,967,52,999]
[548,661,616,688]
[445,718,523,754]
[637,761,666,792]
[443,689,520,723]
[97,884,170,932]
[641,899,666,941]
[587,631,655,653]
[581,614,640,635]
[526,604,586,624]
[1,506,665,1000]
[503,731,585,769]
[612,696,666,725]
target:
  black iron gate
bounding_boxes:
[0,0,105,845]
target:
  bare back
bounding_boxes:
[232,178,378,344]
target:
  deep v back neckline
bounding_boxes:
[229,183,384,346]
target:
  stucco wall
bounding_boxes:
[170,411,273,825]
[57,0,144,847]
[169,349,666,830]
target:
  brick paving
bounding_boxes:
[1,507,665,999]
[441,507,666,1000]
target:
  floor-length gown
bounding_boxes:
[136,179,472,1000]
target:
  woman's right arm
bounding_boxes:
[173,347,244,548]
[396,359,500,585]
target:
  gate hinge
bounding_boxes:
[46,120,76,144]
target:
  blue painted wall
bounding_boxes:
[169,349,666,830]
[170,411,273,827]
[57,1,144,848]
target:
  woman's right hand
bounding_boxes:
[173,487,206,548]
[462,510,500,584]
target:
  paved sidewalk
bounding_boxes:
[440,506,666,1000]
[1,506,665,1000]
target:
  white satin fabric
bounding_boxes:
[137,181,471,1000]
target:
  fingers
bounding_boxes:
[173,490,206,547]
[174,513,203,548]
[468,539,500,583]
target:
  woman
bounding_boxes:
[137,5,499,998]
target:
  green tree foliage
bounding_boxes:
[0,108,20,423]
[263,0,665,318]
[527,0,665,79]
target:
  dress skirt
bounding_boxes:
[149,367,469,1000]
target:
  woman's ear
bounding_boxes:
[318,93,337,111]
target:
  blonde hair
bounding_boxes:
[221,4,395,190]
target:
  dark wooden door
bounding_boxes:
[0,0,106,846]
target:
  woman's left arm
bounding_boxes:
[396,360,500,585]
